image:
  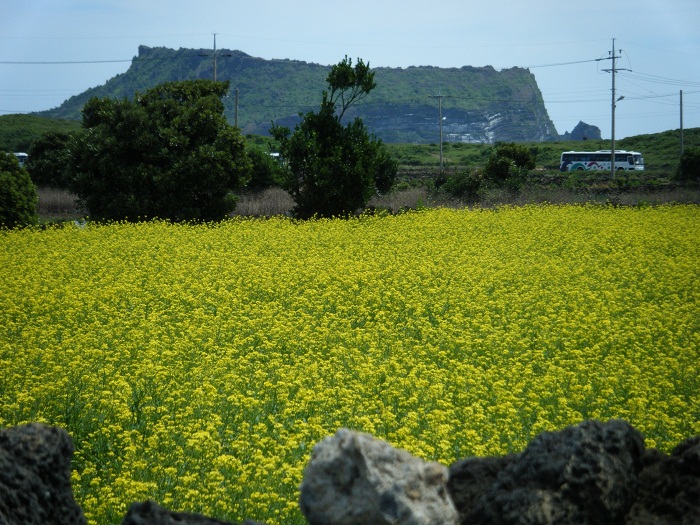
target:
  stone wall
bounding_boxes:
[0,420,697,525]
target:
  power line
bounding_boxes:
[525,58,602,69]
[0,59,135,65]
[618,71,700,87]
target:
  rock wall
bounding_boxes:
[0,420,698,525]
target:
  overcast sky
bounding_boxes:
[2,0,699,140]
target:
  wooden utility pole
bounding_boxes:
[602,38,625,179]
[610,39,617,179]
[235,88,239,128]
[680,90,684,157]
[429,92,445,171]
[213,33,217,81]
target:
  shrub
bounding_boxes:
[443,168,484,200]
[245,148,284,192]
[677,147,700,181]
[26,131,74,189]
[0,153,38,228]
[484,142,536,190]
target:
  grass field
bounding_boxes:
[1,205,699,524]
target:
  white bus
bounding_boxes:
[560,150,644,172]
[13,152,28,168]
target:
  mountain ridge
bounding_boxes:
[38,45,561,144]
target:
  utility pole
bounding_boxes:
[213,33,217,81]
[601,38,628,179]
[201,33,230,80]
[680,90,684,179]
[680,90,684,157]
[429,92,445,171]
[235,88,239,128]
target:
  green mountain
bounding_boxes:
[37,45,559,144]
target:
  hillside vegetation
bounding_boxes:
[2,113,696,174]
[390,129,699,173]
[0,114,81,152]
[33,45,557,143]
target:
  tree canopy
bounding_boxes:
[271,57,396,218]
[26,131,74,189]
[69,79,251,222]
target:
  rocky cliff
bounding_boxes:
[37,46,559,144]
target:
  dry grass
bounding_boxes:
[368,187,460,212]
[36,187,82,220]
[232,187,295,217]
[36,184,700,223]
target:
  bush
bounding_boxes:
[26,131,74,189]
[246,148,284,192]
[443,169,484,200]
[484,142,536,190]
[677,147,700,181]
[0,153,39,228]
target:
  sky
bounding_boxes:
[2,0,700,140]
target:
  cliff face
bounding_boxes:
[38,46,559,144]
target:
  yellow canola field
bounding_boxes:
[1,204,698,525]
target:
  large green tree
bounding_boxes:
[271,57,396,218]
[69,80,251,222]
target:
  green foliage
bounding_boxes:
[245,147,284,192]
[0,114,81,153]
[442,169,485,200]
[271,57,397,219]
[69,79,251,222]
[0,153,38,228]
[677,147,700,181]
[383,128,700,174]
[26,131,75,189]
[327,56,377,119]
[484,142,536,188]
[37,46,557,143]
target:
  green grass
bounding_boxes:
[0,114,82,152]
[386,128,700,174]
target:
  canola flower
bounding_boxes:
[0,204,698,525]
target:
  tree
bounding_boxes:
[69,80,251,222]
[271,57,396,218]
[0,153,38,228]
[26,131,75,189]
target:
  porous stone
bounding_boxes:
[0,422,86,525]
[447,454,517,519]
[299,427,458,525]
[449,419,645,525]
[121,499,265,525]
[625,435,700,524]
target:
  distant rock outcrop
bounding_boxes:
[1,420,698,525]
[561,121,602,141]
[37,46,560,144]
